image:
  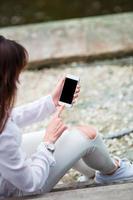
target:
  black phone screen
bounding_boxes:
[59,77,78,104]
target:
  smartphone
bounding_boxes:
[59,74,79,107]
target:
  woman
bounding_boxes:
[0,35,133,199]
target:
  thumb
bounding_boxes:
[55,105,65,117]
[57,76,65,89]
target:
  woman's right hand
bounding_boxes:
[44,105,67,144]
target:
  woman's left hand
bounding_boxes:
[52,77,80,107]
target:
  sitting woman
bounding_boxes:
[0,36,133,199]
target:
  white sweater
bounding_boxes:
[0,95,56,198]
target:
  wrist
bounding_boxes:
[44,140,54,144]
[44,137,55,144]
[43,141,55,153]
[51,93,58,107]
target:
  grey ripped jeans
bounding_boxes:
[18,128,116,196]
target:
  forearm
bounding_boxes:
[11,95,56,128]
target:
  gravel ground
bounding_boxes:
[16,61,133,184]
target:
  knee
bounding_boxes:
[75,125,97,140]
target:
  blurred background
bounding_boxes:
[0,0,133,185]
[0,0,133,27]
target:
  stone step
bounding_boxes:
[0,13,133,68]
[7,181,133,200]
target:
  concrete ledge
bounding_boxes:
[7,181,133,200]
[0,12,133,67]
[36,182,133,200]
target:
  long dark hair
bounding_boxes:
[0,36,28,133]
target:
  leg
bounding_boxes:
[21,129,96,180]
[77,125,117,174]
[72,159,95,180]
[21,128,97,195]
[74,126,133,184]
[20,126,116,196]
[39,127,117,193]
[41,128,98,193]
[21,126,133,195]
[82,134,116,174]
[21,130,44,158]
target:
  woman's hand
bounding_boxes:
[72,84,80,104]
[52,77,80,107]
[44,105,67,144]
[52,77,65,107]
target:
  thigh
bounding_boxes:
[41,128,92,193]
[21,129,94,177]
[20,128,93,196]
[21,130,45,158]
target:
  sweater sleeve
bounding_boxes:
[0,129,56,193]
[11,95,56,128]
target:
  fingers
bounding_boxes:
[50,117,68,141]
[55,124,68,139]
[73,93,79,99]
[55,105,65,117]
[75,84,80,93]
[57,105,65,116]
[56,122,68,134]
[72,84,80,103]
[45,103,67,143]
[53,118,63,131]
[76,84,80,89]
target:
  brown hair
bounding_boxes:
[0,36,28,133]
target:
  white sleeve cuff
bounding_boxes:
[37,142,56,167]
